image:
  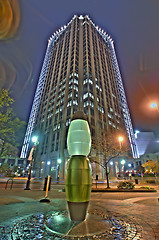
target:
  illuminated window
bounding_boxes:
[108,121,112,125]
[68,92,72,98]
[73,100,78,105]
[84,101,89,107]
[83,92,88,99]
[90,101,94,107]
[67,100,72,107]
[74,85,78,91]
[66,118,71,126]
[89,93,94,99]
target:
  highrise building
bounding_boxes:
[20,15,139,179]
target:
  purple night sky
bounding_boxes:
[0,0,159,133]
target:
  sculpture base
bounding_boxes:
[67,201,89,221]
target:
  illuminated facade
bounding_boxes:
[20,15,139,178]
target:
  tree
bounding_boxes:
[90,131,130,188]
[0,143,18,157]
[0,163,12,176]
[0,89,25,157]
[136,165,145,174]
[142,160,159,178]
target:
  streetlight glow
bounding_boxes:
[121,159,126,165]
[150,102,158,109]
[32,136,38,143]
[47,161,51,165]
[118,136,124,142]
[118,136,124,149]
[57,159,61,164]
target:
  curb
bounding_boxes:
[92,188,157,192]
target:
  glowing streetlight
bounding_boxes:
[118,136,124,149]
[57,159,62,164]
[149,102,159,112]
[121,159,126,165]
[150,102,157,109]
[32,136,38,143]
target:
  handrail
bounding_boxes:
[5,178,13,190]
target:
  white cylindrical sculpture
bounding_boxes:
[67,119,91,156]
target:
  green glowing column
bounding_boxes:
[65,111,92,221]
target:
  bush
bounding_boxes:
[144,173,155,177]
[117,181,135,190]
[146,180,156,184]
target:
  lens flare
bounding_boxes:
[0,59,16,90]
[0,0,20,40]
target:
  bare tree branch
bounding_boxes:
[91,131,130,188]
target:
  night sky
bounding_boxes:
[0,0,159,133]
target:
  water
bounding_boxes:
[0,208,142,239]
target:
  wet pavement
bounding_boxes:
[0,183,159,239]
[0,200,142,239]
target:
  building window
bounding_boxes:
[91,118,95,126]
[90,108,94,116]
[67,108,71,116]
[84,107,88,115]
[91,128,95,137]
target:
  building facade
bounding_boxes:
[135,131,157,157]
[20,15,139,179]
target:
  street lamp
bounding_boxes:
[57,159,61,184]
[32,136,38,143]
[121,159,126,165]
[57,159,62,164]
[150,102,157,109]
[150,102,159,112]
[24,136,38,190]
[118,136,124,149]
[47,161,51,165]
[121,159,126,178]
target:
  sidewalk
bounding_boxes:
[0,180,159,239]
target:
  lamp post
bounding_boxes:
[118,136,124,149]
[24,136,38,190]
[121,159,126,178]
[57,159,61,184]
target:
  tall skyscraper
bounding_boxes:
[21,15,139,178]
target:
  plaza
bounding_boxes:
[0,179,159,239]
